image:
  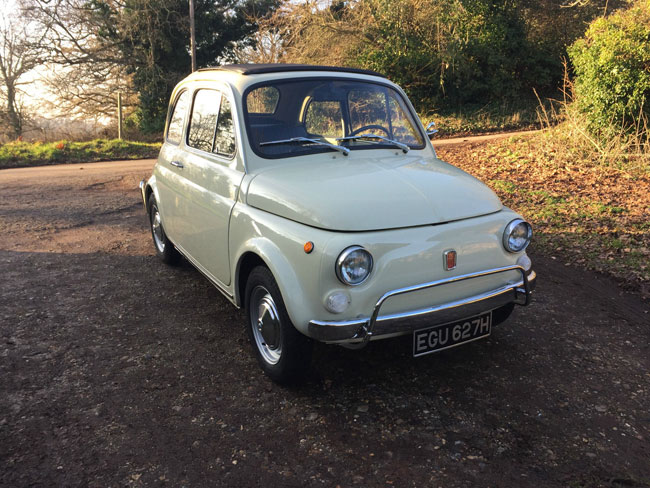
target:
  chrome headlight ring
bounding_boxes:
[335,246,373,286]
[503,219,533,253]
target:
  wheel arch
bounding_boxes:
[235,251,267,308]
[143,176,161,214]
[232,239,312,332]
[144,184,154,209]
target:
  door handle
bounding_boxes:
[170,161,184,169]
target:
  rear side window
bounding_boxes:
[246,86,279,114]
[305,101,343,138]
[167,90,190,144]
[187,89,221,152]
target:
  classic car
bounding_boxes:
[139,63,536,383]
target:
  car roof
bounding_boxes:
[197,63,386,78]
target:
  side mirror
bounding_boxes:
[426,121,438,140]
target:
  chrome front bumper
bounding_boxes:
[308,265,536,344]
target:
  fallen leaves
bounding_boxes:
[437,134,650,294]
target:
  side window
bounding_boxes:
[188,89,221,152]
[214,97,236,157]
[167,90,190,144]
[246,86,279,114]
[348,89,388,134]
[387,94,424,145]
[305,101,343,138]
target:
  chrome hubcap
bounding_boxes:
[250,286,282,365]
[152,208,165,252]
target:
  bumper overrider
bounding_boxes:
[139,180,147,210]
[308,265,536,344]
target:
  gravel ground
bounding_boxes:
[1,157,649,487]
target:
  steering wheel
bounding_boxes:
[349,124,391,137]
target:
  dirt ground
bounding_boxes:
[1,152,649,488]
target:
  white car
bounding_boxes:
[140,64,536,383]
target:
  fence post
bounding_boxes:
[117,92,123,140]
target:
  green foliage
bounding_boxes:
[0,139,162,168]
[568,0,650,139]
[277,0,610,113]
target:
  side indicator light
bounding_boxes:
[443,249,457,271]
[304,241,314,254]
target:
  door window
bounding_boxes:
[187,90,221,152]
[167,90,190,145]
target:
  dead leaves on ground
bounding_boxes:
[437,135,650,295]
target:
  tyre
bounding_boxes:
[245,266,313,384]
[148,196,180,265]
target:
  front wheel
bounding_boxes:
[245,266,313,384]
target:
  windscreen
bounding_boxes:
[244,79,425,158]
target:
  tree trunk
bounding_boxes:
[5,83,22,139]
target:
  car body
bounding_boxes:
[139,63,536,383]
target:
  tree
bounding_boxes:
[27,0,278,133]
[0,13,46,139]
[268,0,547,110]
[95,0,279,132]
[24,0,137,130]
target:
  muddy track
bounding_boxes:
[0,156,648,487]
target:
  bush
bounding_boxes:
[568,0,650,139]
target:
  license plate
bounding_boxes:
[413,312,492,357]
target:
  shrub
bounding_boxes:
[568,0,650,139]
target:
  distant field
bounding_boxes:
[0,139,161,169]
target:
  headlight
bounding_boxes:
[503,219,533,253]
[336,246,373,285]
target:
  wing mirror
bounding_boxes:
[425,121,438,140]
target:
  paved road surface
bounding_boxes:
[1,146,648,488]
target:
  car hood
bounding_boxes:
[246,154,503,231]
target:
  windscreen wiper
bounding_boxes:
[260,137,350,156]
[336,134,410,153]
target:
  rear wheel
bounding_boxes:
[245,266,313,384]
[148,196,180,265]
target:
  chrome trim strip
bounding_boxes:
[308,267,535,343]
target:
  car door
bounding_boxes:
[155,89,192,242]
[172,87,244,287]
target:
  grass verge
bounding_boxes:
[439,126,650,295]
[0,139,162,169]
